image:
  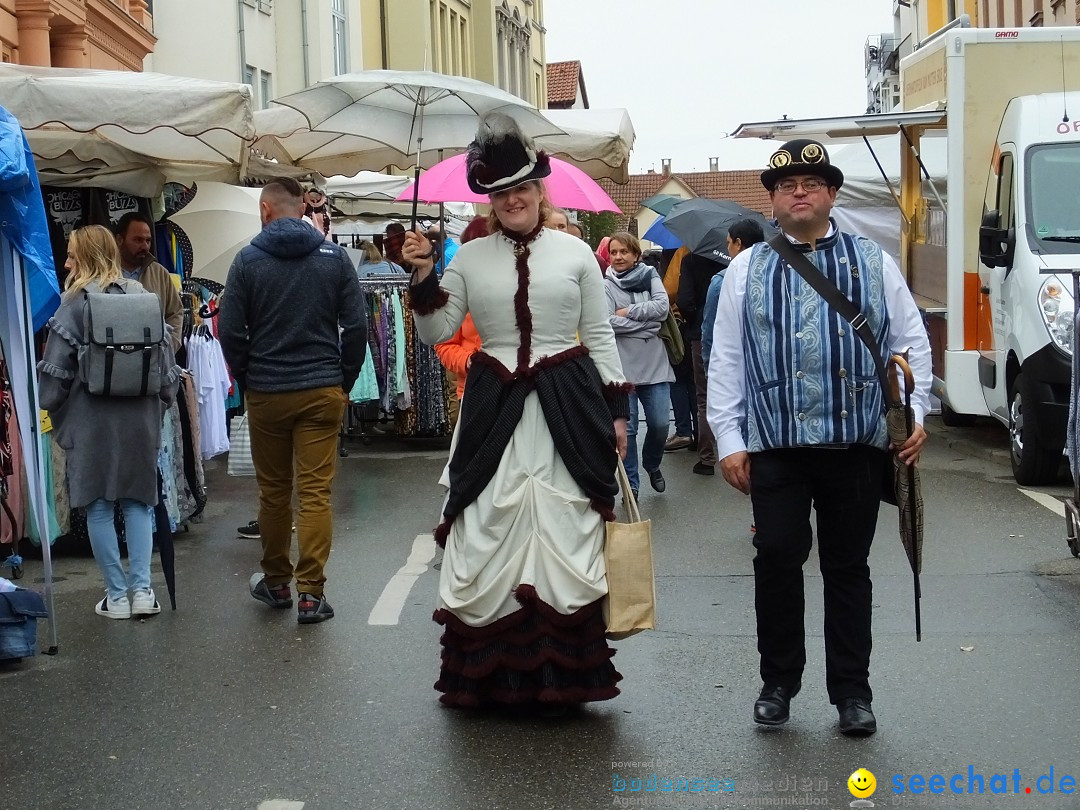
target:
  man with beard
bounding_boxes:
[114,213,184,351]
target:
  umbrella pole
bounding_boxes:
[410,91,426,234]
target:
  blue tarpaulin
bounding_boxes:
[0,104,59,331]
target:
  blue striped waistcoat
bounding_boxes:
[741,230,890,452]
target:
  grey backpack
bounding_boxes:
[80,281,166,397]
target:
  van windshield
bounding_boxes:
[1028,144,1080,250]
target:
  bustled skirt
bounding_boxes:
[434,391,622,707]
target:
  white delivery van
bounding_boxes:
[734,25,1080,485]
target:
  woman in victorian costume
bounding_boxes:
[402,114,631,710]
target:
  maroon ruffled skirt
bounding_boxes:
[433,584,622,708]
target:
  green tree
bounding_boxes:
[577,211,620,250]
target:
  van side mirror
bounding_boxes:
[979,209,1014,268]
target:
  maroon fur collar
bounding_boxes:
[500,223,545,372]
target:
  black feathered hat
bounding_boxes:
[760,138,844,191]
[465,112,552,195]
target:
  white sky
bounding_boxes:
[543,0,897,174]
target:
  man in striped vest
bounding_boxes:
[706,139,932,737]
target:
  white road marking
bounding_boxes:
[1018,488,1067,518]
[368,534,437,625]
[258,802,304,810]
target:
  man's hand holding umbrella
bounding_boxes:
[895,422,928,466]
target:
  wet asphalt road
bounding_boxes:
[3,417,1080,810]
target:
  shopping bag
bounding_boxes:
[227,414,256,477]
[602,458,657,640]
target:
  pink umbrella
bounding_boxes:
[396,154,620,212]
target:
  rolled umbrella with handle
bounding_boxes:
[885,352,924,641]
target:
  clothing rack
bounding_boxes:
[347,276,451,444]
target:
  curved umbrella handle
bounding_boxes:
[888,352,916,403]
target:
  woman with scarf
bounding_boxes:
[402,113,630,712]
[605,232,674,498]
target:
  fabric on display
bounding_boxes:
[185,332,231,460]
[355,278,451,436]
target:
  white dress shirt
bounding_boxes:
[707,225,933,462]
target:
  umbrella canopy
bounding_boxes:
[663,198,775,261]
[885,353,924,641]
[168,183,262,286]
[642,216,682,249]
[0,64,256,197]
[259,70,564,177]
[640,193,691,217]
[395,154,619,212]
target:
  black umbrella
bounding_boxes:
[885,354,923,641]
[153,473,176,610]
[662,199,776,260]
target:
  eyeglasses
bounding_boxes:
[773,178,829,194]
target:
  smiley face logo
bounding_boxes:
[848,768,877,798]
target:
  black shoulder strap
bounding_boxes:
[767,234,899,408]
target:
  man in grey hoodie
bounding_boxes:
[219,177,367,624]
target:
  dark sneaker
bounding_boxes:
[237,520,261,539]
[297,592,335,624]
[249,573,292,608]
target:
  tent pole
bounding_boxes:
[0,239,58,653]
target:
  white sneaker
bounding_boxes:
[131,588,161,616]
[95,593,131,620]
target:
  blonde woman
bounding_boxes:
[38,225,179,619]
[356,239,404,277]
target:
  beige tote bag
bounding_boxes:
[603,458,657,640]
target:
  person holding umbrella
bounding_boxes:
[37,225,180,619]
[402,113,629,712]
[707,139,932,736]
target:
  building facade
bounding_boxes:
[358,0,547,107]
[0,0,155,70]
[864,0,1080,114]
[145,0,365,108]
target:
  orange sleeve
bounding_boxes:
[434,314,481,376]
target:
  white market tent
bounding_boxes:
[0,64,258,197]
[538,108,637,183]
[831,134,948,263]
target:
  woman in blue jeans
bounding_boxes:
[38,225,179,619]
[605,232,674,496]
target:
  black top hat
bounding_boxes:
[465,112,552,195]
[760,138,844,191]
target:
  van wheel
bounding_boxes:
[940,403,977,427]
[1009,373,1061,485]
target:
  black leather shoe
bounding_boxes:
[648,469,666,492]
[692,462,715,476]
[753,683,800,726]
[837,698,877,737]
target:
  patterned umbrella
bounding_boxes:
[885,353,923,641]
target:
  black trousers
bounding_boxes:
[749,445,884,704]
